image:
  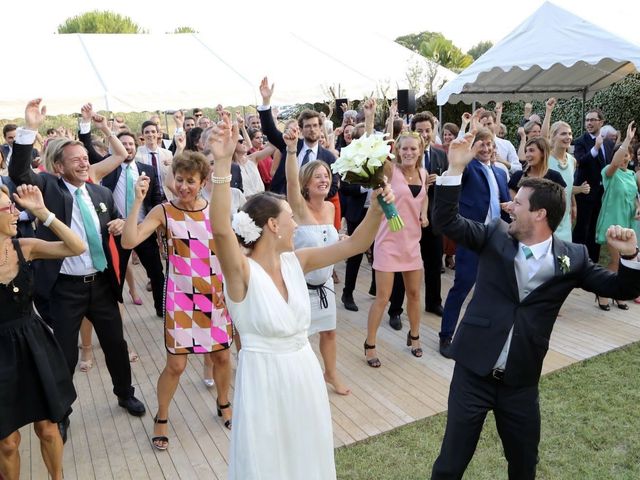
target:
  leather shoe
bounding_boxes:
[389,314,402,331]
[426,304,444,317]
[341,293,359,312]
[58,416,70,444]
[118,395,146,416]
[439,337,453,358]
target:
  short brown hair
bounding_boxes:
[297,110,321,129]
[299,160,332,199]
[518,177,565,231]
[410,112,434,131]
[172,151,208,181]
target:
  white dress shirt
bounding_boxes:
[298,142,318,167]
[114,161,145,222]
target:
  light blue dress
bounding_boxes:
[548,153,575,242]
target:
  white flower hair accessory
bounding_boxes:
[232,211,262,244]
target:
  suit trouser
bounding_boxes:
[572,193,602,264]
[431,364,539,480]
[440,247,478,339]
[389,224,443,312]
[119,235,165,317]
[343,217,368,297]
[44,274,134,400]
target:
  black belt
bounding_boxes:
[306,281,334,309]
[58,272,102,283]
[489,368,505,382]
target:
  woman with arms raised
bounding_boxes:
[0,184,85,480]
[209,111,392,479]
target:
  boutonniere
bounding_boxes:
[557,255,570,274]
[97,202,107,214]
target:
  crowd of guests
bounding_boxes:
[1,81,639,479]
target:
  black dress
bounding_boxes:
[0,239,76,439]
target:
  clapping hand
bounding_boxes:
[25,99,46,130]
[13,184,47,217]
[594,132,604,149]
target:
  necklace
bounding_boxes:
[553,151,569,170]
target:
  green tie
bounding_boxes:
[522,245,534,260]
[125,164,135,216]
[75,188,107,272]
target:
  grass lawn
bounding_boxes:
[335,341,640,480]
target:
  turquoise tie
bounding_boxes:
[481,165,501,220]
[75,188,107,272]
[125,164,135,216]
[522,245,534,260]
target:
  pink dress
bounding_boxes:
[373,165,427,272]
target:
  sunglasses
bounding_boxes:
[0,202,17,213]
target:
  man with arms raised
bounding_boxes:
[429,131,640,479]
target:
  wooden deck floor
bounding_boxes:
[18,259,640,479]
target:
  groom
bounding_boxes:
[430,132,640,480]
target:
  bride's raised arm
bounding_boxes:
[209,112,250,302]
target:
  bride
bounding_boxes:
[208,112,392,479]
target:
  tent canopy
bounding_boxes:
[437,1,640,105]
[1,32,454,119]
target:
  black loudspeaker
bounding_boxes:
[397,89,416,115]
[335,98,348,124]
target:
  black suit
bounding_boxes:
[389,146,449,312]
[258,107,339,196]
[101,161,166,316]
[9,142,135,400]
[572,133,614,263]
[340,181,371,297]
[430,183,640,480]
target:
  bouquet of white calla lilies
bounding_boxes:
[332,133,404,232]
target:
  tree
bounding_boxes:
[395,31,441,53]
[467,40,493,60]
[57,10,145,34]
[171,26,198,33]
[419,35,473,73]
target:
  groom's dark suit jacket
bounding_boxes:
[9,142,122,302]
[433,184,640,387]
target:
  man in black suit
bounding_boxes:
[78,115,165,317]
[257,77,339,198]
[572,108,615,263]
[9,100,145,441]
[387,112,449,330]
[430,133,640,480]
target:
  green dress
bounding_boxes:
[595,166,639,244]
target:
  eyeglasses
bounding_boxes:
[585,118,601,122]
[0,202,16,213]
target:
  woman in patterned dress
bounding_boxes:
[122,151,233,450]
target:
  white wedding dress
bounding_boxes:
[225,252,336,479]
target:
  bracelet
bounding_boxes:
[286,149,297,155]
[619,246,639,261]
[42,212,56,227]
[210,173,232,184]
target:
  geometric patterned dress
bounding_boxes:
[162,201,233,354]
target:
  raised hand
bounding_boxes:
[494,102,503,115]
[173,110,184,128]
[389,99,398,119]
[447,131,478,174]
[546,97,557,111]
[625,121,636,142]
[340,102,348,113]
[518,126,526,139]
[524,102,532,118]
[259,76,274,105]
[236,112,245,129]
[13,184,47,216]
[25,99,46,130]
[135,172,150,200]
[283,125,300,149]
[363,98,376,120]
[594,133,604,150]
[174,132,186,153]
[207,111,239,163]
[461,112,472,124]
[92,114,110,133]
[81,103,94,123]
[606,226,638,257]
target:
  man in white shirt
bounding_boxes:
[135,120,174,200]
[479,110,521,175]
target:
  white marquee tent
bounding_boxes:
[0,32,455,119]
[437,1,640,105]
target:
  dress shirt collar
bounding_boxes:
[520,236,552,261]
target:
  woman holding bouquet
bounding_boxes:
[208,111,393,479]
[365,130,429,367]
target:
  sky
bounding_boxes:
[4,0,639,51]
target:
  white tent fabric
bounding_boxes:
[437,1,640,105]
[0,32,455,118]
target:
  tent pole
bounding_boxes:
[438,105,443,137]
[581,88,587,136]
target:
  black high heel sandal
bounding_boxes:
[363,341,381,368]
[151,415,169,451]
[406,332,423,357]
[216,400,232,430]
[595,295,610,311]
[613,300,629,310]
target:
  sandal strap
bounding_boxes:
[154,416,168,424]
[364,341,376,350]
[409,333,420,341]
[217,402,231,410]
